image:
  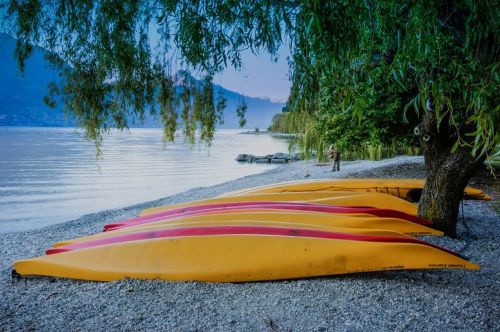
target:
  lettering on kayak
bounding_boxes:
[345,265,405,273]
[381,265,405,270]
[407,232,433,235]
[428,263,465,268]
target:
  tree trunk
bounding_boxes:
[417,112,485,238]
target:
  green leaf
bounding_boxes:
[451,139,460,153]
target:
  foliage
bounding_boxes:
[267,109,325,158]
[236,98,247,128]
[268,109,314,133]
[269,109,420,162]
[485,143,500,169]
[5,0,498,159]
[339,142,420,162]
[268,113,289,133]
[5,0,283,149]
[270,55,421,159]
[287,1,499,161]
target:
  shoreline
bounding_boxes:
[1,156,498,331]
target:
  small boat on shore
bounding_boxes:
[216,178,491,202]
[140,191,418,216]
[48,224,412,254]
[104,202,429,232]
[13,225,479,282]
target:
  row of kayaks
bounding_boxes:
[13,178,488,282]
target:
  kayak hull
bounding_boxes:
[14,227,479,282]
[140,191,418,216]
[217,178,491,202]
[106,202,429,231]
[49,226,412,254]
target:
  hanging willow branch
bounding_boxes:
[6,0,285,151]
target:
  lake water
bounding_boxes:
[0,127,291,233]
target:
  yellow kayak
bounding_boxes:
[51,222,410,251]
[218,178,491,202]
[53,211,442,248]
[140,191,418,216]
[14,226,479,282]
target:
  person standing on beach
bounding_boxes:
[328,145,340,172]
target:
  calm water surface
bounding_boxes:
[0,127,291,233]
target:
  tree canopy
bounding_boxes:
[288,1,498,158]
[6,0,498,155]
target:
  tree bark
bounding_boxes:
[417,112,485,238]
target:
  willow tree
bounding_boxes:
[286,1,498,237]
[6,0,499,236]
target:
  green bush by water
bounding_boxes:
[485,144,500,170]
[288,132,420,162]
[270,97,420,162]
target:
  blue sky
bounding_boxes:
[213,46,291,103]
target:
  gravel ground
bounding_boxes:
[1,156,498,331]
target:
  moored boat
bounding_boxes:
[14,226,479,282]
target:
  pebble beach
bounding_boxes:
[1,156,498,331]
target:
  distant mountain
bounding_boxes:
[0,33,284,129]
[0,33,73,126]
[212,85,285,129]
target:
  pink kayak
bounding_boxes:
[47,225,453,256]
[103,201,431,231]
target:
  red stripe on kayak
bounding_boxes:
[103,202,430,231]
[105,204,351,231]
[47,225,458,257]
[102,201,368,230]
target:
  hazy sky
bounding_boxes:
[213,46,291,103]
[0,8,293,103]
